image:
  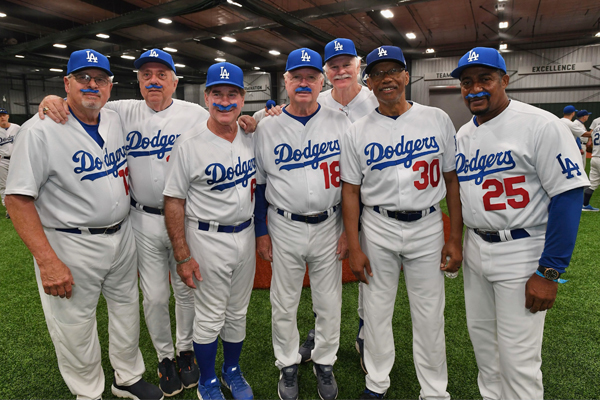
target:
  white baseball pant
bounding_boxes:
[36,218,145,400]
[361,207,449,400]
[268,207,343,369]
[185,220,256,344]
[463,228,546,400]
[130,207,195,361]
[0,159,8,206]
[589,157,600,191]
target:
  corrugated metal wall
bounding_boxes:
[411,44,600,106]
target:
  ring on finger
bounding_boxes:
[43,107,50,114]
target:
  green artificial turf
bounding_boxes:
[1,183,599,399]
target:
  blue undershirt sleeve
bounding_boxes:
[538,187,583,274]
[254,184,269,237]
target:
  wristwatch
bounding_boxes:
[537,266,561,281]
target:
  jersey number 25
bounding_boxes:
[482,175,530,211]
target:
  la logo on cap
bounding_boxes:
[468,50,479,62]
[150,50,159,57]
[301,50,311,62]
[334,41,343,51]
[86,51,98,63]
[220,66,230,79]
[378,47,387,57]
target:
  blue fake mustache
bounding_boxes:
[465,92,491,100]
[80,89,99,94]
[295,87,312,93]
[213,103,237,111]
[145,84,163,89]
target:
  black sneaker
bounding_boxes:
[298,329,315,363]
[356,336,367,374]
[5,212,9,219]
[359,388,385,399]
[112,377,165,400]
[313,363,338,400]
[277,364,299,400]
[158,357,184,396]
[177,350,200,388]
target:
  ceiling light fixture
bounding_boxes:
[227,0,243,7]
[177,76,184,79]
[595,32,600,37]
[499,21,508,29]
[96,33,110,39]
[15,55,24,58]
[49,68,63,72]
[499,43,508,50]
[215,57,226,62]
[53,43,67,48]
[406,32,417,39]
[254,67,260,70]
[222,36,237,43]
[426,48,435,53]
[158,18,172,24]
[380,9,394,18]
[121,55,135,60]
[163,47,177,53]
[0,13,7,17]
[269,50,280,56]
[174,63,186,68]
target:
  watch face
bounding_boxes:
[544,268,559,280]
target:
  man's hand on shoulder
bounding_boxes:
[38,95,70,124]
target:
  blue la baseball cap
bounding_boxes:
[0,108,8,114]
[286,48,323,72]
[206,62,244,89]
[563,105,578,114]
[364,46,406,75]
[451,47,507,79]
[576,110,592,118]
[324,38,357,63]
[134,49,176,72]
[67,49,113,77]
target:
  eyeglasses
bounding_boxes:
[72,73,110,87]
[369,67,405,81]
[289,74,320,84]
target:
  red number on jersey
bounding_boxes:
[250,178,257,202]
[412,159,441,190]
[320,161,340,189]
[118,167,130,195]
[482,175,530,211]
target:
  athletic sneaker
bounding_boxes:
[221,364,254,400]
[582,204,599,212]
[299,329,315,363]
[278,364,299,400]
[5,212,9,219]
[197,377,225,400]
[359,388,385,399]
[157,357,183,396]
[356,336,367,374]
[177,350,200,388]
[111,377,164,400]
[313,363,338,400]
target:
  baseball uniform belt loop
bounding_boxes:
[130,198,164,216]
[372,205,437,222]
[275,204,339,224]
[473,228,530,243]
[1,156,9,160]
[55,220,124,235]
[197,218,252,233]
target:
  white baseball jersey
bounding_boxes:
[0,123,19,158]
[341,102,456,211]
[106,99,209,209]
[592,123,600,158]
[558,117,586,138]
[456,100,589,230]
[318,86,379,123]
[255,106,351,214]
[6,110,130,228]
[591,117,600,132]
[163,121,255,225]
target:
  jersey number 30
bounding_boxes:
[413,159,440,190]
[482,175,530,211]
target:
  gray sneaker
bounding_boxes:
[313,363,338,400]
[298,329,315,363]
[278,365,299,400]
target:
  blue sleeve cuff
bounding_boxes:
[254,184,269,237]
[539,188,583,274]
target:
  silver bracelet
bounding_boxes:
[176,255,192,265]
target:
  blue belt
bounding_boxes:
[131,198,164,216]
[276,205,339,224]
[198,218,252,233]
[56,221,123,235]
[373,205,436,222]
[474,228,530,243]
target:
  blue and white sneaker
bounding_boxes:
[197,377,225,400]
[221,364,254,400]
[582,204,599,212]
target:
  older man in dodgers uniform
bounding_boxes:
[452,47,589,400]
[0,107,19,217]
[164,62,256,400]
[6,50,162,400]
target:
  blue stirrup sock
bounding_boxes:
[193,339,218,385]
[222,340,244,369]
